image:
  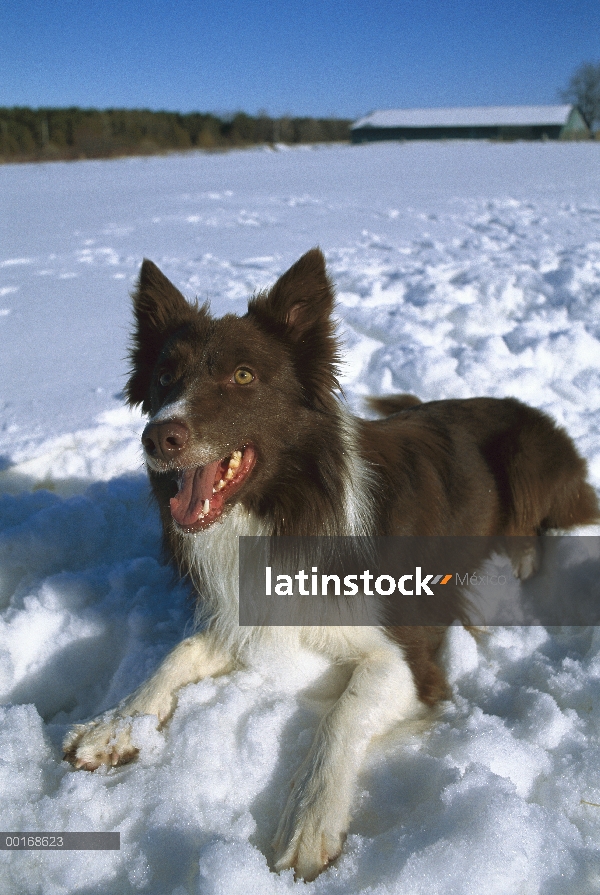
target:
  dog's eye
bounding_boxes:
[233,368,254,385]
[159,372,174,387]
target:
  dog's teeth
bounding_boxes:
[217,479,226,490]
[225,468,235,481]
[228,455,241,470]
[232,450,242,459]
[203,499,210,514]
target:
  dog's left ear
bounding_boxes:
[248,248,340,407]
[248,248,334,341]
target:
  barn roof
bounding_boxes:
[352,105,576,130]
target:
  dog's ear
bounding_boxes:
[248,248,334,340]
[126,260,195,408]
[247,248,340,407]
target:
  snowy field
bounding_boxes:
[1,140,600,894]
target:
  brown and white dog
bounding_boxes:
[64,249,598,880]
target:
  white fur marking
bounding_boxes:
[148,398,188,424]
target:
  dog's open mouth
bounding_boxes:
[170,444,257,533]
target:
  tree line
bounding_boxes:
[0,107,352,162]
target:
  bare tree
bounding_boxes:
[561,62,600,130]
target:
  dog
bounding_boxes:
[64,248,599,880]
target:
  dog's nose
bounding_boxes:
[142,421,189,461]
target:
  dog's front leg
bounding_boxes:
[63,632,234,770]
[273,641,422,881]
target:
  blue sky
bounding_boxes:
[1,0,599,118]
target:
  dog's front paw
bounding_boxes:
[273,775,347,881]
[63,715,140,771]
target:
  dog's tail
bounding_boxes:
[366,394,422,417]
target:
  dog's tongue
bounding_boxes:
[170,462,220,526]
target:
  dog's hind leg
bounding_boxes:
[63,632,235,770]
[504,534,543,580]
[541,477,599,531]
[501,407,600,535]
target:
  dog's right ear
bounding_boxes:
[126,260,194,408]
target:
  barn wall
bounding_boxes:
[561,107,591,137]
[351,124,566,144]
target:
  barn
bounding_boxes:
[350,105,590,143]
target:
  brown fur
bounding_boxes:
[388,626,449,705]
[366,394,422,415]
[357,397,598,537]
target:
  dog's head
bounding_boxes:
[126,249,343,533]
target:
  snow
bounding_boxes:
[351,104,575,130]
[1,140,600,894]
